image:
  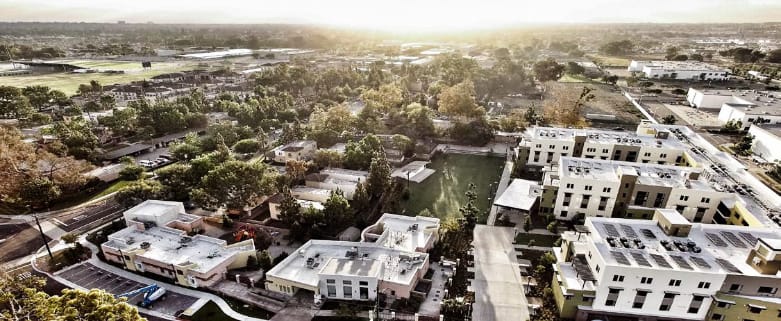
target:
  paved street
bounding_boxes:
[471,225,529,321]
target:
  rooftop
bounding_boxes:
[722,90,781,115]
[577,214,781,277]
[266,240,427,288]
[634,60,729,72]
[524,126,690,151]
[494,179,541,211]
[557,157,710,190]
[364,214,440,252]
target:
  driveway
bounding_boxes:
[471,225,529,321]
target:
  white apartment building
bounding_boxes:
[265,214,438,303]
[628,61,730,80]
[552,209,781,321]
[686,88,738,109]
[543,157,732,222]
[272,140,317,163]
[748,124,781,163]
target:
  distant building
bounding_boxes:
[748,125,781,163]
[305,168,368,199]
[265,214,438,303]
[267,188,326,221]
[271,140,317,163]
[101,200,255,288]
[628,61,729,81]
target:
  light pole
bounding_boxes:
[34,214,54,261]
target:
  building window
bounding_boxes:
[359,281,368,286]
[669,279,682,286]
[343,280,352,285]
[327,279,335,283]
[716,301,732,308]
[747,306,763,314]
[701,197,711,203]
[758,286,778,294]
[613,275,624,282]
[603,187,612,193]
[595,265,600,273]
[680,195,690,201]
[327,285,336,297]
[343,286,352,298]
[549,145,556,149]
[711,314,723,321]
[563,146,569,150]
[641,277,653,284]
[698,282,711,289]
[602,149,609,153]
[566,183,574,189]
[585,185,593,191]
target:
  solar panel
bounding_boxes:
[739,232,758,246]
[715,258,742,273]
[611,251,631,266]
[669,255,693,270]
[720,231,747,248]
[603,224,621,238]
[630,252,651,267]
[706,233,728,247]
[650,254,672,268]
[573,255,596,281]
[641,229,656,239]
[689,256,711,269]
[620,225,638,238]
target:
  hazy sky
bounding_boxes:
[2,0,780,31]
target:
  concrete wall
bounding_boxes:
[748,125,781,163]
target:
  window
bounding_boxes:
[747,306,763,314]
[343,286,352,298]
[595,265,600,273]
[660,304,670,311]
[698,282,711,289]
[669,279,682,286]
[641,277,653,284]
[327,279,335,284]
[613,275,625,282]
[660,153,667,158]
[729,284,741,292]
[343,280,352,285]
[549,145,556,149]
[680,195,690,201]
[701,197,711,203]
[359,281,368,286]
[581,195,591,209]
[644,152,651,157]
[585,185,593,191]
[563,146,570,150]
[711,314,723,321]
[716,301,732,308]
[327,285,336,297]
[566,183,574,189]
[603,187,612,193]
[587,147,596,153]
[560,210,568,217]
[688,307,700,313]
[758,286,777,294]
[602,148,609,153]
[536,144,542,148]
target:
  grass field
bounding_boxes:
[0,61,201,95]
[401,154,505,223]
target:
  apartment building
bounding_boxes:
[101,200,256,288]
[265,214,438,303]
[541,157,732,222]
[628,61,730,81]
[517,123,781,227]
[552,209,781,321]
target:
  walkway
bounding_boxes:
[486,158,514,226]
[471,225,529,321]
[622,91,658,124]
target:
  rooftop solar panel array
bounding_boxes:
[669,255,693,270]
[611,251,631,266]
[715,258,741,273]
[603,224,621,238]
[720,231,747,248]
[706,233,728,247]
[738,232,758,246]
[641,229,656,239]
[630,252,651,267]
[649,254,672,268]
[620,225,638,238]
[689,256,711,269]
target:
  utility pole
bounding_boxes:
[34,214,54,261]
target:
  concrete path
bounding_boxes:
[486,159,514,226]
[471,225,530,321]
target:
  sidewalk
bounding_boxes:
[487,159,514,226]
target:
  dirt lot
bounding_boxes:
[0,223,50,263]
[548,82,643,125]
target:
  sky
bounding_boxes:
[1,0,780,32]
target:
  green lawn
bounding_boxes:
[0,61,201,95]
[88,180,132,201]
[401,154,505,223]
[514,233,560,247]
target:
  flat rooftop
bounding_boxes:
[525,127,690,151]
[366,214,440,252]
[581,216,781,277]
[723,91,781,115]
[638,60,729,72]
[103,226,253,274]
[266,240,427,288]
[557,157,709,190]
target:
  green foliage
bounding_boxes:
[313,149,344,169]
[448,118,494,146]
[0,86,33,119]
[599,40,634,56]
[155,163,194,201]
[565,61,585,75]
[344,134,384,170]
[19,177,61,208]
[720,47,766,63]
[661,115,677,125]
[322,190,352,228]
[459,183,479,231]
[191,160,277,210]
[733,134,754,156]
[115,179,165,208]
[232,138,262,154]
[50,117,100,160]
[367,154,392,199]
[118,164,145,181]
[258,250,273,271]
[767,49,781,63]
[169,142,203,161]
[533,58,565,82]
[437,80,484,119]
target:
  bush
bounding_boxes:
[119,164,145,181]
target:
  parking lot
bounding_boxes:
[58,262,198,316]
[50,198,125,232]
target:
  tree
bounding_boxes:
[277,187,301,227]
[565,62,585,75]
[523,215,532,232]
[351,182,371,221]
[664,46,680,60]
[367,155,392,199]
[313,149,343,169]
[344,134,384,170]
[396,102,435,138]
[733,134,754,156]
[50,118,100,160]
[232,138,261,154]
[169,142,202,161]
[601,75,619,85]
[767,49,781,63]
[99,107,137,137]
[448,118,494,146]
[115,180,165,208]
[191,161,277,211]
[533,59,565,82]
[258,250,273,271]
[0,85,33,119]
[285,160,309,184]
[437,80,484,120]
[599,40,634,56]
[661,115,677,125]
[719,47,766,63]
[22,85,53,111]
[19,177,61,209]
[155,163,193,201]
[459,183,480,230]
[361,83,404,113]
[322,190,352,228]
[119,164,145,181]
[690,53,704,62]
[0,273,142,321]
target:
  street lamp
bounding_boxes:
[33,214,54,261]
